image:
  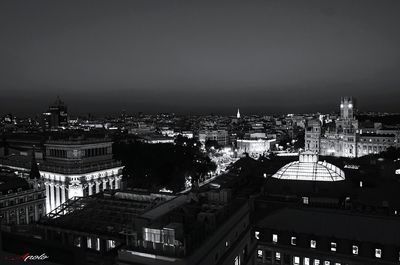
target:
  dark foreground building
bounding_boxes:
[255,207,400,265]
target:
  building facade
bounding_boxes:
[305,97,398,157]
[255,208,400,265]
[198,129,230,146]
[0,168,46,225]
[42,97,68,131]
[40,137,123,213]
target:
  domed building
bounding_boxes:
[272,151,345,182]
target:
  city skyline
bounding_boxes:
[1,1,400,115]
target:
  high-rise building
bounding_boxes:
[42,96,68,131]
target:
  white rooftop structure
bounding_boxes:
[272,151,345,182]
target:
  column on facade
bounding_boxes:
[88,182,94,196]
[95,180,100,194]
[25,206,29,224]
[45,182,51,214]
[55,184,61,209]
[49,181,55,212]
[114,177,119,190]
[34,204,38,221]
[61,185,66,204]
[109,177,114,190]
[102,179,107,190]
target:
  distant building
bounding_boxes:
[42,96,68,131]
[137,133,175,144]
[237,108,241,119]
[198,129,229,146]
[237,133,276,157]
[305,97,398,157]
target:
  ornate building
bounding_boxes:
[40,137,123,213]
[305,97,398,157]
[0,161,46,225]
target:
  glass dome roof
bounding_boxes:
[272,151,345,182]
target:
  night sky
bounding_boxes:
[1,1,400,116]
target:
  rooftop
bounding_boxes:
[257,207,400,245]
[272,151,345,182]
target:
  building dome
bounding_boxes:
[272,151,345,181]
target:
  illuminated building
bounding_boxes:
[237,108,241,119]
[40,137,123,213]
[0,135,123,214]
[272,151,345,182]
[137,133,175,144]
[237,133,276,158]
[306,97,398,157]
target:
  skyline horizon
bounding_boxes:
[2,1,400,116]
[2,95,400,119]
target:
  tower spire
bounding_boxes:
[237,108,241,119]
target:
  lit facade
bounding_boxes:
[237,138,276,157]
[40,138,123,213]
[305,97,398,157]
[272,151,345,182]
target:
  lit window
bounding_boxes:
[314,259,320,265]
[254,231,260,240]
[96,238,100,251]
[87,237,92,249]
[257,250,263,258]
[310,240,317,248]
[304,257,310,265]
[272,234,278,243]
[352,245,358,255]
[291,236,297,246]
[303,197,309,204]
[275,252,281,261]
[107,240,115,249]
[334,263,341,265]
[375,248,382,258]
[331,242,337,252]
[225,241,229,247]
[234,255,240,265]
[293,256,300,265]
